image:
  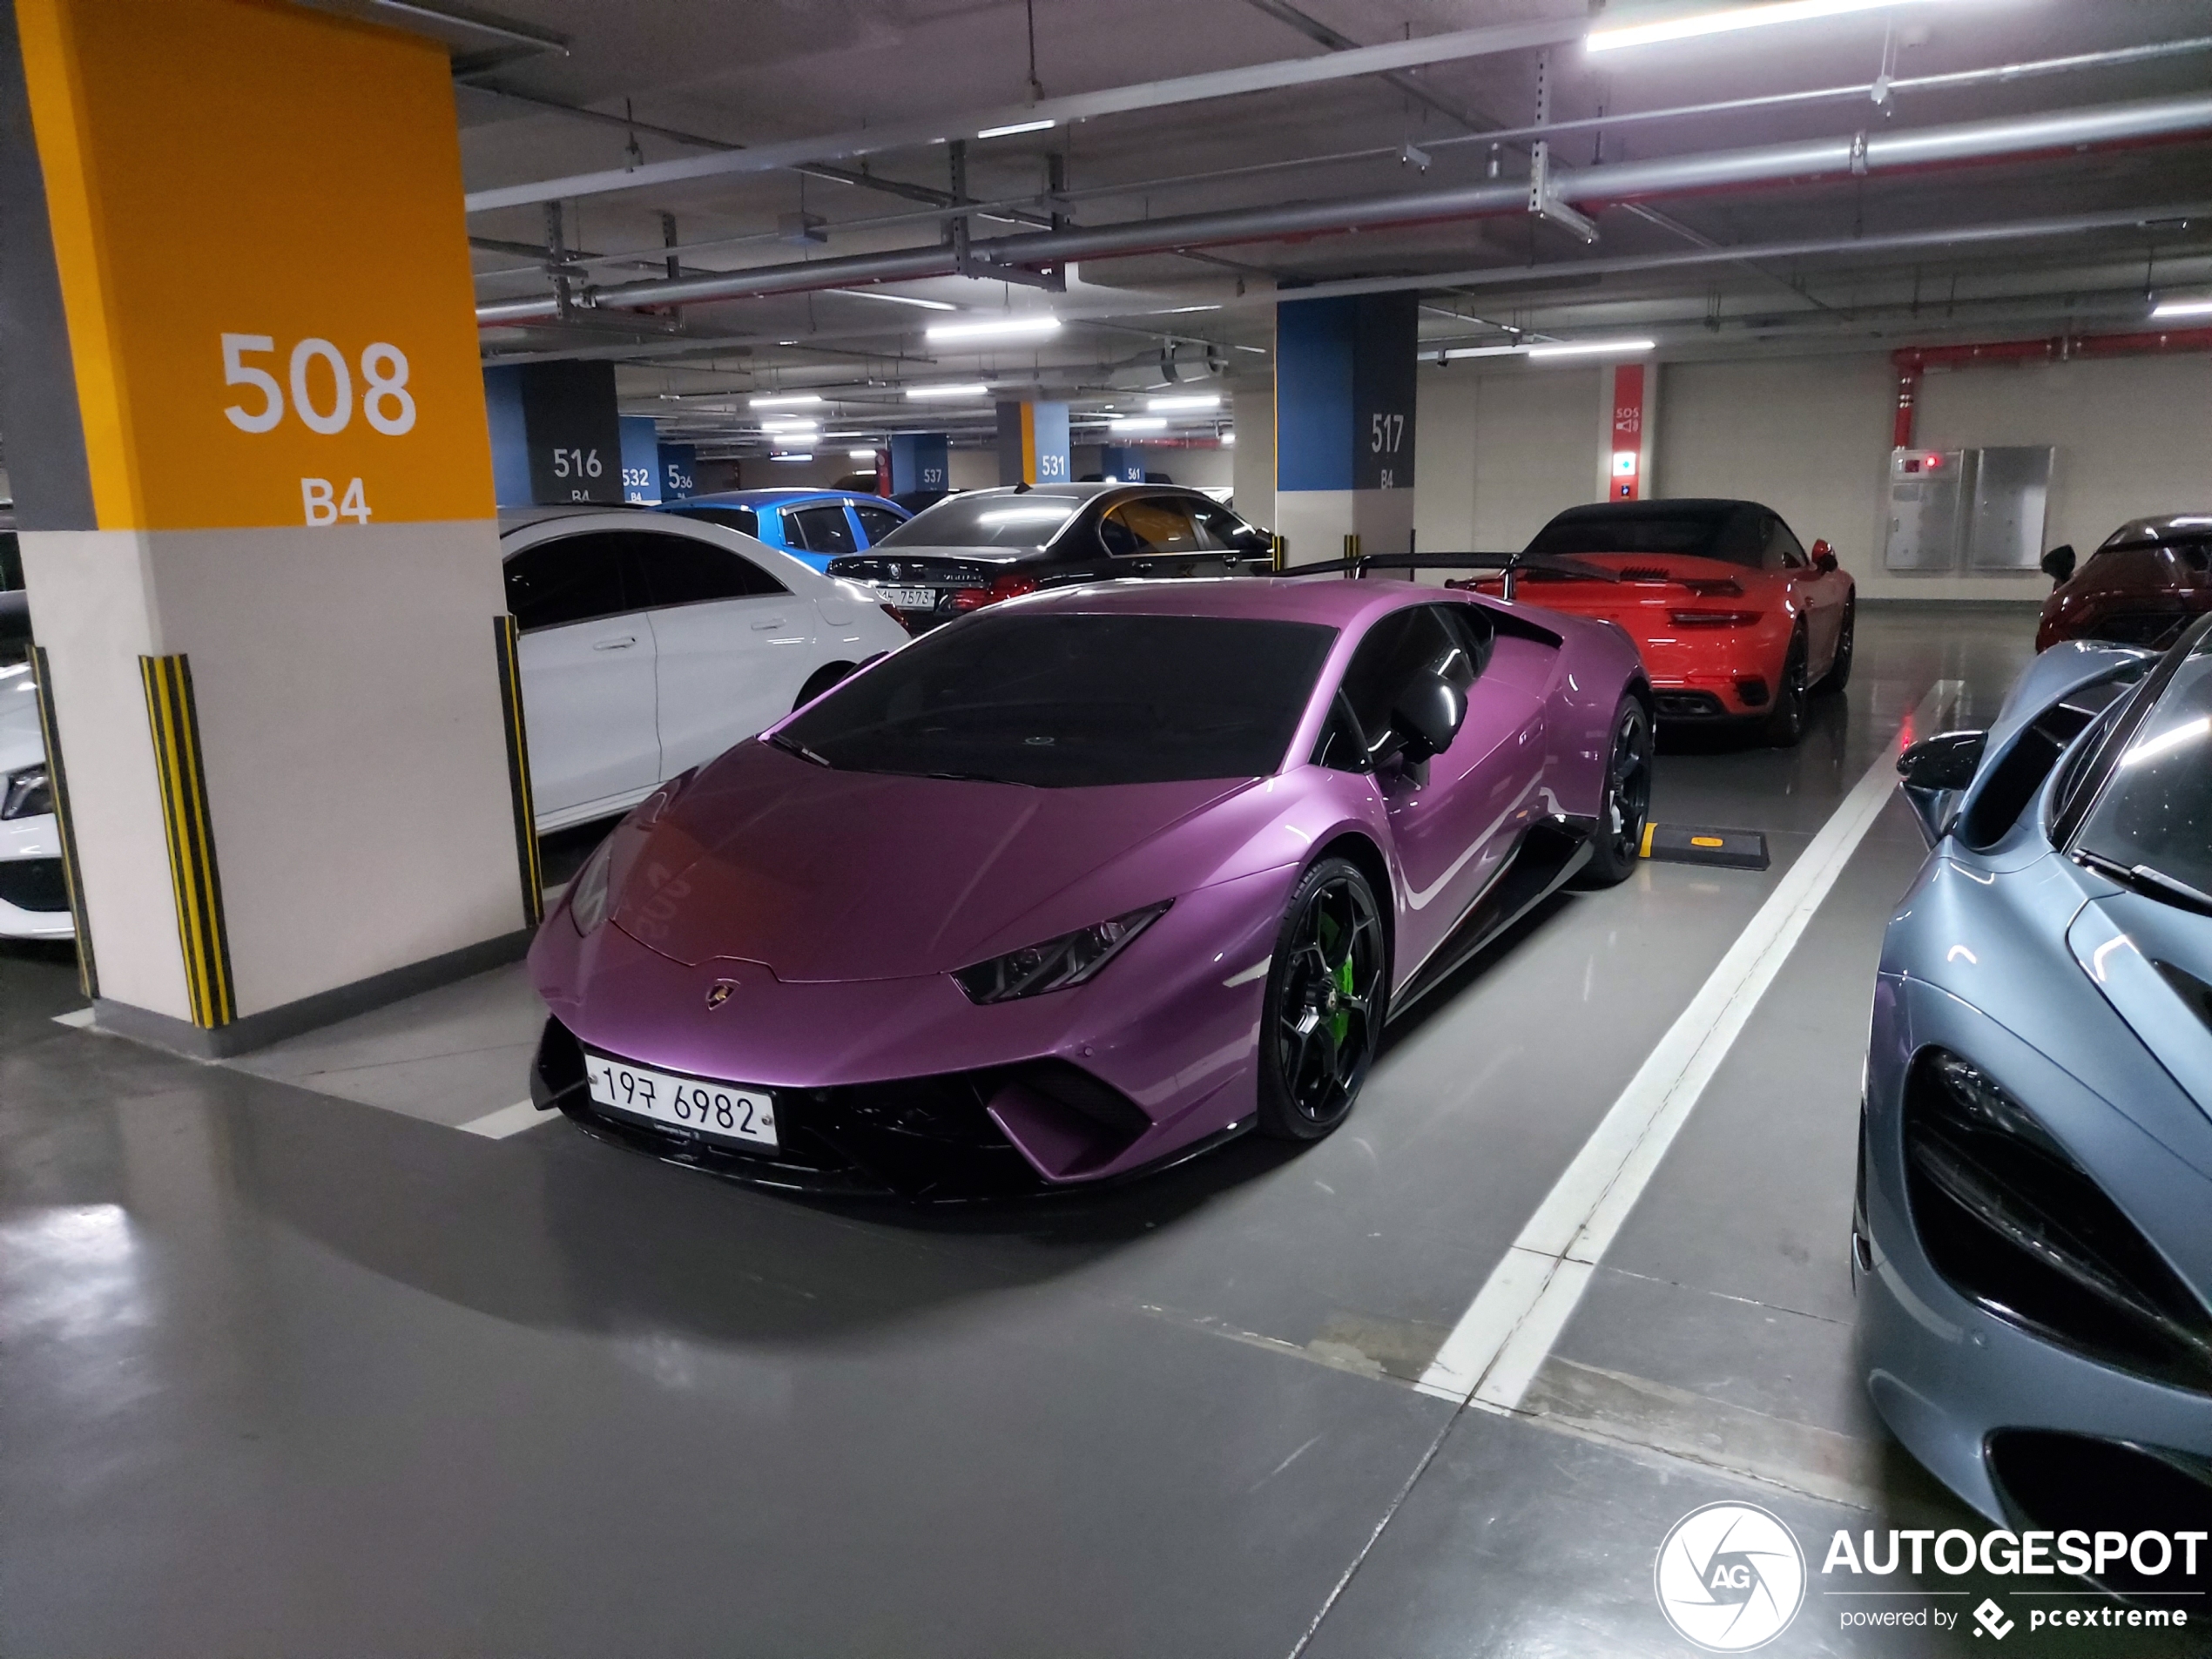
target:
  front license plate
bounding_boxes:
[583,1050,779,1150]
[872,585,936,610]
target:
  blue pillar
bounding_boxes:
[996,401,1071,486]
[1273,293,1416,564]
[888,433,949,496]
[482,367,530,508]
[619,416,662,503]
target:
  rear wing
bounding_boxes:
[1269,549,1625,597]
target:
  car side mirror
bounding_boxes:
[1811,538,1838,573]
[2040,543,2076,585]
[1897,730,1986,846]
[1391,671,1467,766]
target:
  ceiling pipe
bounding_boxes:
[462,15,1587,215]
[1896,326,2212,370]
[477,92,2212,327]
[1890,325,2212,445]
[479,214,2212,361]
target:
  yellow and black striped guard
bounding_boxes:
[139,653,233,1027]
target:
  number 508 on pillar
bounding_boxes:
[220,333,415,527]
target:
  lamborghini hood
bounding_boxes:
[610,739,1257,981]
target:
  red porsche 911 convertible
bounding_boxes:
[1460,499,1855,745]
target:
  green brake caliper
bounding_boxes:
[1331,953,1354,1047]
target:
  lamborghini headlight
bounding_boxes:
[953,901,1170,1004]
[2,764,51,820]
[568,837,615,936]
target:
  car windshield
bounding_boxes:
[2074,634,2212,905]
[778,611,1336,786]
[1526,506,1759,568]
[873,493,1082,550]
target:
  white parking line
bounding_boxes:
[459,1098,555,1139]
[1415,679,1963,1412]
[52,1007,96,1028]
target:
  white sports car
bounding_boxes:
[0,511,908,940]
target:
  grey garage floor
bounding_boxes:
[3,604,2194,1657]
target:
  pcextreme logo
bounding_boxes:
[1655,1502,1807,1651]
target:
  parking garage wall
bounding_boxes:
[1415,350,2212,599]
[1413,362,1602,563]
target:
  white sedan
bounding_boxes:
[0,513,909,940]
[502,509,909,832]
[0,657,71,941]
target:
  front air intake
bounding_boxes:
[1903,1048,2212,1392]
[1986,1432,2212,1596]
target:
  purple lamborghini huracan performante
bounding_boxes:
[526,578,1651,1197]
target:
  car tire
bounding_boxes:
[1763,626,1811,747]
[1816,598,1855,696]
[1256,856,1388,1143]
[792,662,855,711]
[1575,694,1653,888]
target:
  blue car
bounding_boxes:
[1858,617,2212,1598]
[658,489,909,572]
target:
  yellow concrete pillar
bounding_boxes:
[1,0,529,1052]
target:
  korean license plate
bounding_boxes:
[873,585,937,610]
[583,1050,778,1150]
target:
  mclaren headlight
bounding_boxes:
[953,901,1170,1005]
[2,764,51,821]
[568,837,616,936]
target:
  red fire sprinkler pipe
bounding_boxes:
[1892,361,1922,449]
[1892,325,2212,448]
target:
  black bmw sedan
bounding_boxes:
[826,482,1273,630]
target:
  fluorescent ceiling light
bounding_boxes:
[1109,417,1168,433]
[826,287,959,311]
[1522,337,1656,359]
[760,420,819,432]
[848,448,877,460]
[907,382,991,399]
[771,452,815,462]
[925,314,1062,343]
[2151,296,2212,319]
[1220,432,1236,446]
[1146,393,1221,412]
[975,118,1055,139]
[1589,0,1952,53]
[750,393,823,408]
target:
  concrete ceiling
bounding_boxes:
[395,0,2212,452]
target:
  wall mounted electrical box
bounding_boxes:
[1885,448,1968,571]
[1965,445,2055,570]
[1884,446,2055,573]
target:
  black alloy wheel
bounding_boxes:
[1817,597,1856,695]
[1257,857,1387,1140]
[1763,626,1811,747]
[1577,695,1653,887]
